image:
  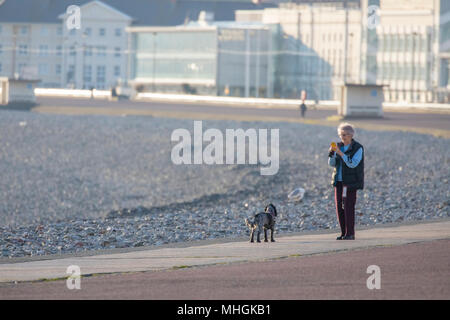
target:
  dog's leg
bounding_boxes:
[256,228,261,243]
[264,229,268,242]
[246,218,255,243]
[270,228,275,242]
[257,224,264,243]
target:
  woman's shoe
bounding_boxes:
[336,235,344,240]
[343,235,355,240]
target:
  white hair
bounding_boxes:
[337,122,355,136]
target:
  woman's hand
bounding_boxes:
[335,148,344,157]
[330,142,337,151]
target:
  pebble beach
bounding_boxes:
[0,110,448,258]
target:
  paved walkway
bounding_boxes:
[15,97,450,138]
[3,239,448,299]
[1,220,449,284]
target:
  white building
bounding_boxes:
[0,1,130,89]
[236,1,363,100]
[0,0,273,90]
[370,0,450,103]
[0,23,63,87]
[58,1,132,89]
[236,0,450,102]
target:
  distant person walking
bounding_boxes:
[300,102,307,118]
[299,90,307,118]
[328,123,364,240]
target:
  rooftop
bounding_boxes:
[0,0,277,26]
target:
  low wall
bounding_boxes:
[35,88,111,99]
[33,88,450,112]
[135,92,338,110]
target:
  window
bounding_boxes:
[385,62,391,80]
[411,34,419,52]
[406,35,412,51]
[39,45,48,56]
[69,45,76,56]
[393,63,399,80]
[0,44,2,54]
[56,45,62,56]
[398,36,405,51]
[57,26,62,36]
[115,28,121,37]
[405,63,412,79]
[38,64,48,75]
[396,64,403,80]
[83,65,92,83]
[419,36,426,52]
[114,65,120,77]
[384,35,390,52]
[96,65,106,84]
[56,64,61,75]
[419,65,426,80]
[114,47,121,57]
[99,28,105,36]
[84,27,91,36]
[96,46,106,56]
[19,44,28,55]
[0,63,2,73]
[20,26,28,35]
[84,46,93,56]
[392,34,398,51]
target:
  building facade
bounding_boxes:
[236,0,450,102]
[237,1,362,100]
[58,1,132,89]
[0,0,273,89]
[1,0,448,102]
[0,23,64,87]
[368,0,450,103]
[0,1,131,89]
[128,21,273,97]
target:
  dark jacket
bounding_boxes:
[330,139,364,190]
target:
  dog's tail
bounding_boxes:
[245,218,255,229]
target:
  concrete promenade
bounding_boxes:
[0,219,449,284]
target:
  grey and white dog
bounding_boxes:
[245,204,277,243]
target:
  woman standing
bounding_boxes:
[299,90,307,118]
[328,123,364,240]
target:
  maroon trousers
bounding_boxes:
[334,181,357,237]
